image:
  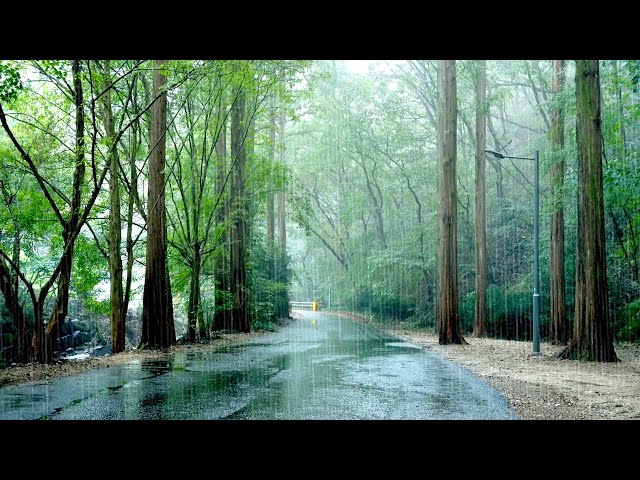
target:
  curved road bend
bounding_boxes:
[0,310,518,420]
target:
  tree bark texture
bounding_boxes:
[276,113,289,319]
[141,60,176,348]
[437,60,466,345]
[559,60,617,361]
[228,91,250,332]
[474,60,487,338]
[550,59,567,345]
[101,60,126,353]
[45,60,86,362]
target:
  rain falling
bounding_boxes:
[0,60,638,420]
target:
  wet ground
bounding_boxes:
[0,311,518,420]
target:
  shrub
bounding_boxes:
[460,285,536,340]
[614,298,640,342]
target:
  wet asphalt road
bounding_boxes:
[0,311,518,420]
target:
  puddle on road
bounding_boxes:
[385,342,422,349]
[141,359,174,375]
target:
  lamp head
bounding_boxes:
[484,149,505,159]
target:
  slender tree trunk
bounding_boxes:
[0,183,29,362]
[276,113,289,318]
[45,60,85,362]
[623,208,639,282]
[11,222,19,300]
[245,120,256,246]
[214,96,230,331]
[0,255,29,363]
[100,60,126,353]
[141,60,176,348]
[612,60,627,154]
[195,257,207,339]
[267,110,276,280]
[559,60,617,362]
[474,60,487,338]
[123,106,140,330]
[229,91,250,332]
[550,59,567,345]
[437,60,466,345]
[188,246,203,340]
[611,61,638,283]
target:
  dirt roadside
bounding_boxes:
[0,331,266,389]
[380,325,640,420]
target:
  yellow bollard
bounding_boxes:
[312,302,317,311]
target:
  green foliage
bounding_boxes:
[0,61,23,102]
[72,234,108,298]
[614,298,640,342]
[250,256,289,327]
[346,287,413,320]
[626,60,640,92]
[460,285,535,340]
[84,297,110,316]
[5,58,640,360]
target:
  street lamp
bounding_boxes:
[485,149,541,356]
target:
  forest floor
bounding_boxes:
[376,322,640,420]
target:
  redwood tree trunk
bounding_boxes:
[473,60,487,338]
[141,60,176,348]
[550,59,567,345]
[229,92,250,332]
[437,60,466,345]
[559,60,617,362]
[276,113,289,319]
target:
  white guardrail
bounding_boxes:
[289,301,319,310]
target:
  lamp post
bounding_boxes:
[485,149,541,356]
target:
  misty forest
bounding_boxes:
[0,59,638,420]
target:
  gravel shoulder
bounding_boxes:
[379,324,640,420]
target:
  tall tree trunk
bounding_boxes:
[195,254,207,339]
[276,113,289,319]
[550,59,567,345]
[229,91,250,332]
[267,110,276,280]
[474,60,488,338]
[100,60,126,354]
[213,97,230,331]
[559,60,617,362]
[141,60,175,348]
[611,61,638,283]
[0,183,29,362]
[437,60,466,345]
[0,255,29,363]
[188,246,203,340]
[123,98,140,333]
[10,219,19,301]
[612,60,627,155]
[45,60,85,362]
